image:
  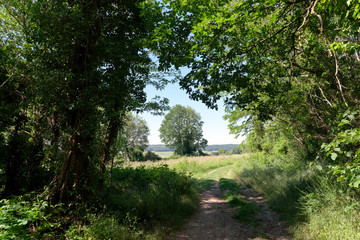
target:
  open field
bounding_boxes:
[126,154,246,170]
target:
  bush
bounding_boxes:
[320,109,360,188]
[144,151,162,161]
[218,148,227,155]
[65,214,156,240]
[234,149,360,239]
[168,153,182,159]
[129,148,145,162]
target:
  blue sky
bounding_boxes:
[140,83,246,145]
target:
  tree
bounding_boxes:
[0,0,172,202]
[121,113,150,161]
[160,105,207,155]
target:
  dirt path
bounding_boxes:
[168,182,293,240]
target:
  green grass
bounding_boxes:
[219,178,258,224]
[171,154,259,224]
[72,165,200,239]
[294,176,360,240]
[229,151,360,240]
[230,152,311,223]
[101,165,199,228]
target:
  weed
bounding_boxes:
[234,152,312,223]
[195,179,217,191]
[0,195,53,239]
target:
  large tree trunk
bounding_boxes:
[49,110,93,203]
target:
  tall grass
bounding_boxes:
[101,165,199,227]
[64,155,245,240]
[231,151,360,239]
[295,176,360,240]
[64,165,200,239]
[233,152,312,223]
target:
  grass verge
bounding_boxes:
[232,151,360,240]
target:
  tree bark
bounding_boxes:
[101,119,120,174]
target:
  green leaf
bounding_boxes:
[331,153,338,160]
[315,165,323,171]
[353,179,360,188]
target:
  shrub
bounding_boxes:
[218,148,227,155]
[230,146,242,155]
[144,151,162,161]
[320,109,360,188]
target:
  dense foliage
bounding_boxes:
[0,0,172,203]
[160,105,208,155]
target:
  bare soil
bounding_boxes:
[168,182,293,240]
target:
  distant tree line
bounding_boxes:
[146,144,240,152]
[205,144,240,152]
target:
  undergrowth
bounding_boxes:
[6,152,360,239]
[0,165,199,239]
